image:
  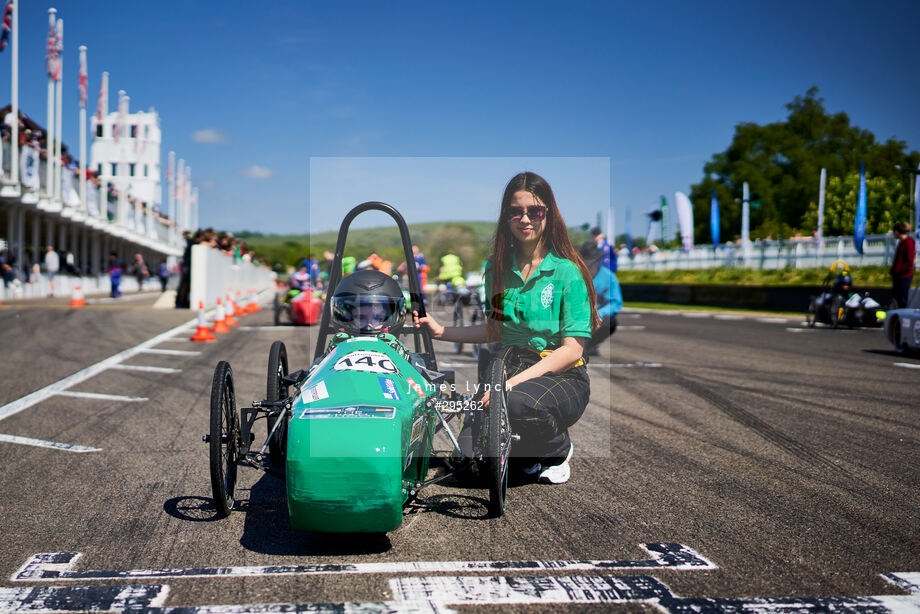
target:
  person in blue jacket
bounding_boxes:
[580,241,622,356]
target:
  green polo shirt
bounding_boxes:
[483,251,592,352]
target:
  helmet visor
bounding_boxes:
[332,294,406,333]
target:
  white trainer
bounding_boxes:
[538,443,573,484]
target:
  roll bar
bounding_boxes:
[313,202,437,370]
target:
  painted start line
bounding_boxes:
[4,546,919,613]
[2,573,918,613]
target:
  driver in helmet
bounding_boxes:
[331,269,406,335]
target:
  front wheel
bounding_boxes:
[485,358,511,517]
[266,341,290,469]
[209,361,240,517]
[453,301,464,354]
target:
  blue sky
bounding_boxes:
[2,1,918,236]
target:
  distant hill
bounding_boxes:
[238,221,591,272]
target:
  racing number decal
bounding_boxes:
[333,351,398,375]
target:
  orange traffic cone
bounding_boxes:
[233,290,247,317]
[69,285,86,307]
[224,294,239,327]
[245,289,261,313]
[211,298,232,334]
[190,301,217,342]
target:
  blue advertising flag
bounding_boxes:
[710,188,720,247]
[854,161,867,254]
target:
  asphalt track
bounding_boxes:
[0,296,918,613]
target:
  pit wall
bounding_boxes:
[189,244,275,310]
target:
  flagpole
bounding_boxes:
[78,45,86,215]
[176,158,184,234]
[817,168,826,250]
[742,182,751,261]
[45,8,55,199]
[167,150,175,246]
[185,165,192,232]
[54,18,63,202]
[10,0,18,185]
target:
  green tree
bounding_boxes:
[800,173,909,236]
[689,87,919,241]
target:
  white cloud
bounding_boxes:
[191,129,229,144]
[240,165,275,179]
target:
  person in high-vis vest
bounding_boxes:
[414,171,600,484]
[439,251,463,283]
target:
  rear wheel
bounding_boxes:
[266,341,290,469]
[805,298,816,328]
[485,358,510,517]
[273,293,281,326]
[453,301,464,354]
[209,361,239,517]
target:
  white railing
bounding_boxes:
[617,234,899,270]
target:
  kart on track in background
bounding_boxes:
[806,260,886,329]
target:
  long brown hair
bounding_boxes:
[488,172,602,339]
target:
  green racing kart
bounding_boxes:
[204,202,513,532]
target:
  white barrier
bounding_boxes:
[618,233,903,271]
[189,244,275,310]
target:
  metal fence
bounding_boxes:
[617,234,900,270]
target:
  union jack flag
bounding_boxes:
[54,19,62,82]
[46,15,58,79]
[0,1,12,53]
[96,72,107,123]
[78,50,87,108]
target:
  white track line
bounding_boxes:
[590,362,662,368]
[757,317,789,324]
[618,325,646,330]
[0,434,101,452]
[54,391,148,402]
[681,313,711,318]
[108,365,181,374]
[239,326,288,331]
[894,362,920,369]
[0,317,195,423]
[139,348,201,356]
[714,314,744,320]
[786,328,813,333]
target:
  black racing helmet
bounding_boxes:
[331,269,406,335]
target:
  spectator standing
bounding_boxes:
[132,253,149,292]
[413,245,428,287]
[157,261,169,292]
[590,227,617,273]
[43,246,60,297]
[891,222,916,308]
[580,242,622,356]
[0,248,15,288]
[108,251,122,298]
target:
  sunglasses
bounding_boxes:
[506,205,548,222]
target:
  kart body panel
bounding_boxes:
[286,337,435,532]
[885,306,920,354]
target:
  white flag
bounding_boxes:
[20,145,39,190]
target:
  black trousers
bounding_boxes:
[893,275,913,309]
[478,345,590,461]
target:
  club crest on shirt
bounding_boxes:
[541,283,554,308]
